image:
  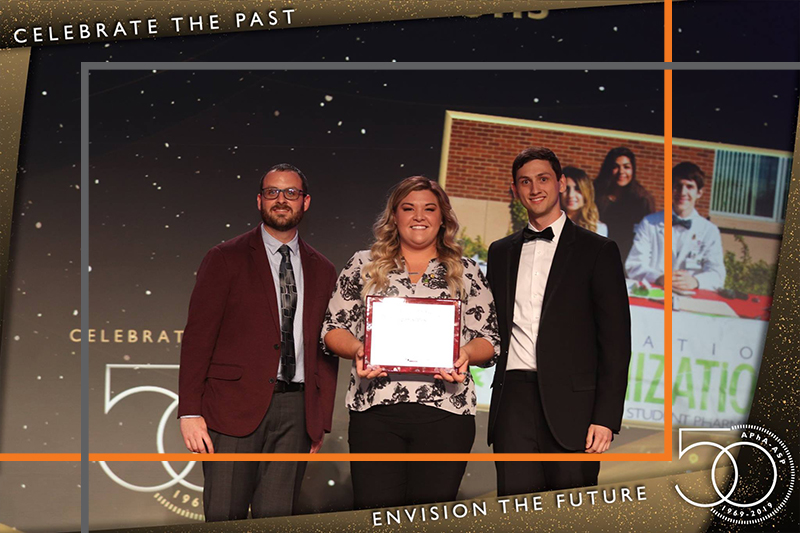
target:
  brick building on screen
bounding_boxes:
[439,111,790,266]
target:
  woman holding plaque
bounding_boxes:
[323,176,500,510]
[593,147,655,261]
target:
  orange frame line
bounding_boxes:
[0,454,80,461]
[73,7,676,465]
[81,76,676,464]
[663,69,674,458]
[665,0,672,63]
[86,68,676,465]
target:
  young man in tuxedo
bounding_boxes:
[486,147,631,496]
[178,164,338,521]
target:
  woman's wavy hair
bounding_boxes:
[594,146,654,210]
[362,176,465,300]
[562,166,600,233]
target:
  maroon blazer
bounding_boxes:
[177,226,338,442]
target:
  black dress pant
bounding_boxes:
[494,371,600,497]
[348,403,475,510]
[202,390,310,521]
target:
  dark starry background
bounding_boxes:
[0,1,798,531]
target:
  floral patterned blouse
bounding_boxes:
[322,250,500,416]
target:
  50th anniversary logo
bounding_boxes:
[101,365,205,521]
[675,426,795,526]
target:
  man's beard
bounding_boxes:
[261,202,304,232]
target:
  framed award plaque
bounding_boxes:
[364,295,462,374]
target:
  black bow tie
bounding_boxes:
[522,226,555,242]
[674,217,692,230]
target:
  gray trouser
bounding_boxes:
[203,391,310,522]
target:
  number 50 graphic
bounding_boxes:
[99,364,203,493]
[674,425,794,526]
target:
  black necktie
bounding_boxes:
[674,217,692,230]
[522,226,555,242]
[278,245,298,381]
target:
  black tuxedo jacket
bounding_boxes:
[486,218,631,451]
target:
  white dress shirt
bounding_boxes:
[507,212,567,371]
[625,210,726,290]
[261,225,305,383]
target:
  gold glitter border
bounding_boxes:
[99,469,723,532]
[711,84,800,532]
[4,1,797,528]
[0,0,664,48]
[0,47,30,342]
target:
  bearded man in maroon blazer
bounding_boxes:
[178,163,337,522]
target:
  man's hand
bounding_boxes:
[673,270,699,291]
[310,437,324,454]
[655,274,665,287]
[585,424,612,454]
[354,342,387,379]
[180,417,215,454]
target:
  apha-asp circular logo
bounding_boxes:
[675,424,795,526]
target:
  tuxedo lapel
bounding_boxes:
[505,230,525,340]
[249,229,281,337]
[541,218,576,322]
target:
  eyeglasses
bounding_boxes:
[261,187,305,201]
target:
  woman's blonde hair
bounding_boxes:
[563,166,600,233]
[362,176,465,299]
